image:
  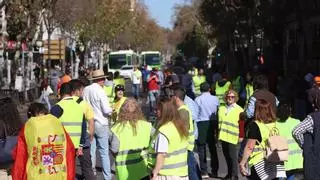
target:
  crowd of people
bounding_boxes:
[1,64,320,180]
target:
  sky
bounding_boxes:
[145,0,186,29]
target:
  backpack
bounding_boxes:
[261,125,289,162]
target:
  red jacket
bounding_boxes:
[11,126,75,180]
[148,74,159,91]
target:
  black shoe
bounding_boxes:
[209,173,219,178]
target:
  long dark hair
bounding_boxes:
[157,97,188,139]
[277,103,291,122]
[0,97,23,136]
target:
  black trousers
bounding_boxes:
[79,147,96,180]
[197,120,219,174]
[221,141,240,178]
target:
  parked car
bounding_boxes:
[119,65,134,79]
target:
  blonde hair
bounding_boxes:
[223,89,239,103]
[116,98,145,135]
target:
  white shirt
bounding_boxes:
[154,133,169,153]
[83,83,112,126]
[131,70,142,84]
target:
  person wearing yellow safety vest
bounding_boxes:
[69,79,96,180]
[192,68,206,97]
[104,72,115,105]
[151,97,189,180]
[240,99,286,179]
[171,85,201,180]
[110,98,153,180]
[214,73,231,106]
[12,103,75,180]
[276,103,303,180]
[245,71,254,108]
[114,71,126,87]
[50,83,89,177]
[112,84,127,123]
[218,89,244,180]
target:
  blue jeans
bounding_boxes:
[90,123,111,180]
[188,150,201,180]
[132,84,140,99]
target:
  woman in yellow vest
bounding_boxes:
[192,68,206,97]
[112,84,127,122]
[114,71,125,87]
[215,72,231,105]
[12,103,75,180]
[151,97,189,180]
[276,103,303,180]
[239,99,286,179]
[110,98,153,180]
[218,89,243,179]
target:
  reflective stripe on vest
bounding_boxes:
[112,120,152,180]
[248,121,276,167]
[24,114,68,179]
[192,76,206,96]
[215,81,231,104]
[57,98,84,148]
[218,105,243,144]
[178,105,195,151]
[276,118,303,171]
[158,122,188,176]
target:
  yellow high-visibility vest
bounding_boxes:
[215,81,231,105]
[248,121,276,167]
[112,120,152,180]
[276,118,303,171]
[178,104,195,151]
[193,75,206,96]
[57,98,83,148]
[158,122,188,176]
[218,104,243,144]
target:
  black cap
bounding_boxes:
[115,84,125,92]
[200,82,210,92]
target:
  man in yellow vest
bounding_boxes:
[69,79,96,180]
[114,71,125,87]
[104,72,115,105]
[50,83,89,178]
[192,68,206,97]
[277,103,303,179]
[214,73,231,105]
[171,85,201,180]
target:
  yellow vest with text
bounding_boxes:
[249,121,276,167]
[57,98,84,148]
[104,85,115,104]
[114,78,125,87]
[215,81,231,104]
[112,120,152,180]
[158,122,188,176]
[193,75,206,96]
[218,104,243,144]
[178,105,195,151]
[276,118,303,171]
[24,115,68,179]
[232,76,241,93]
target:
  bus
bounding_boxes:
[140,51,162,69]
[107,50,139,73]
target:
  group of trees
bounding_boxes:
[2,0,167,51]
[170,0,312,72]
